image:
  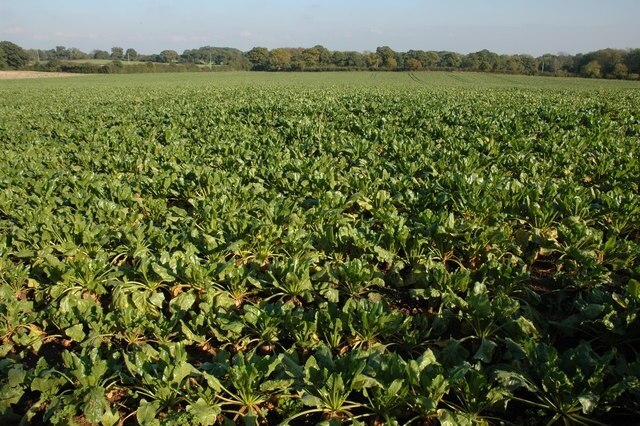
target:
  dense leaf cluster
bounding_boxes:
[0,41,30,70]
[1,78,639,424]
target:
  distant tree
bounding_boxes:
[406,57,422,71]
[581,60,601,78]
[573,49,623,77]
[0,47,7,69]
[331,51,346,67]
[246,47,269,70]
[125,48,138,61]
[8,40,636,78]
[227,54,251,70]
[593,49,624,76]
[182,46,246,69]
[159,49,179,63]
[405,50,421,62]
[407,50,439,69]
[611,62,628,79]
[394,52,405,69]
[0,41,30,68]
[180,48,196,63]
[45,59,61,71]
[424,51,440,68]
[538,54,560,73]
[503,56,525,73]
[92,50,110,60]
[518,55,539,74]
[439,51,462,68]
[343,51,364,68]
[477,49,499,71]
[34,49,47,61]
[462,53,480,70]
[462,50,498,71]
[555,53,575,75]
[376,46,397,69]
[313,45,332,65]
[68,47,88,60]
[288,47,304,69]
[54,45,68,59]
[268,48,292,70]
[386,56,398,70]
[110,46,124,60]
[301,47,320,68]
[364,52,379,68]
[25,48,40,62]
[625,48,640,74]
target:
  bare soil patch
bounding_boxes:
[0,70,85,80]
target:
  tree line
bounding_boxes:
[2,40,640,80]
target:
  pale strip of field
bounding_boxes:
[0,71,84,80]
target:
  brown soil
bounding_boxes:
[0,70,85,80]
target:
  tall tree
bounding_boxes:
[464,49,499,71]
[0,41,29,68]
[386,56,398,70]
[518,55,539,74]
[406,50,439,68]
[25,49,40,63]
[405,57,422,71]
[612,63,628,79]
[0,47,7,69]
[364,52,379,68]
[313,45,332,65]
[592,49,624,77]
[268,48,292,70]
[159,50,179,63]
[110,46,124,60]
[504,56,525,73]
[331,51,346,67]
[68,47,88,60]
[376,46,397,69]
[54,45,68,59]
[439,51,462,68]
[625,48,640,75]
[125,48,138,61]
[343,51,364,68]
[301,47,320,68]
[581,60,601,78]
[246,47,269,70]
[92,50,110,60]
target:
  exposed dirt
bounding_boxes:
[0,70,85,80]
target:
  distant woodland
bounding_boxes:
[1,40,639,79]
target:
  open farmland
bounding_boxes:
[1,72,640,425]
[0,71,85,80]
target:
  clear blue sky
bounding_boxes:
[1,0,638,55]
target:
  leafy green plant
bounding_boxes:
[496,340,616,425]
[215,351,292,424]
[284,346,375,424]
[342,298,406,350]
[123,343,196,412]
[1,73,639,424]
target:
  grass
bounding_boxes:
[2,70,640,90]
[69,59,147,65]
[39,58,147,65]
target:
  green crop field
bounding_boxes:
[53,59,148,66]
[1,72,639,425]
[3,70,640,89]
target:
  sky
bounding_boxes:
[1,0,639,56]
